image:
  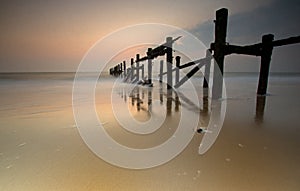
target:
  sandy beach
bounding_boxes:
[0,72,300,191]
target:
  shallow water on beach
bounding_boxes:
[0,72,300,191]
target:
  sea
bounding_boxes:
[0,72,299,191]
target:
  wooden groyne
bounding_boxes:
[109,8,300,98]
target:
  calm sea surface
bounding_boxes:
[0,72,299,191]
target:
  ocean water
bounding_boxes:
[0,72,300,191]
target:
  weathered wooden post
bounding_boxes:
[141,64,145,80]
[136,54,140,82]
[212,8,228,99]
[166,37,173,89]
[131,58,134,81]
[114,65,117,76]
[123,61,126,76]
[120,62,123,74]
[159,60,164,83]
[203,49,211,88]
[175,56,181,85]
[257,34,274,95]
[147,48,153,84]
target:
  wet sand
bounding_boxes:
[0,73,300,191]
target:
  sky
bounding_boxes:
[0,0,299,72]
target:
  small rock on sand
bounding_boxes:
[6,165,13,169]
[17,142,26,147]
[238,143,244,148]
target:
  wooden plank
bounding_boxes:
[179,57,208,69]
[174,61,207,88]
[272,36,300,47]
[225,44,261,56]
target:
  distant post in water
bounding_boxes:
[175,56,181,85]
[257,34,274,95]
[159,60,163,83]
[147,48,153,84]
[212,8,228,99]
[136,54,140,82]
[123,61,126,76]
[114,65,117,76]
[166,37,173,89]
[131,58,134,81]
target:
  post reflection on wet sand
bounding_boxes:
[116,83,211,129]
[255,95,267,124]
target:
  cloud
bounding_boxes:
[227,0,300,43]
[189,0,300,72]
[191,0,300,44]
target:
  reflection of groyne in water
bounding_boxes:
[255,95,266,124]
[110,9,300,95]
[116,83,211,128]
[110,8,300,123]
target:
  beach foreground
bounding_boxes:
[0,73,299,191]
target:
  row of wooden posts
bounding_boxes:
[109,8,300,99]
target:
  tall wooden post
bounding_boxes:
[159,60,163,83]
[123,61,126,76]
[203,49,211,88]
[257,34,274,95]
[175,56,181,85]
[136,54,140,82]
[147,48,153,84]
[131,58,134,81]
[212,8,228,99]
[166,37,173,89]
